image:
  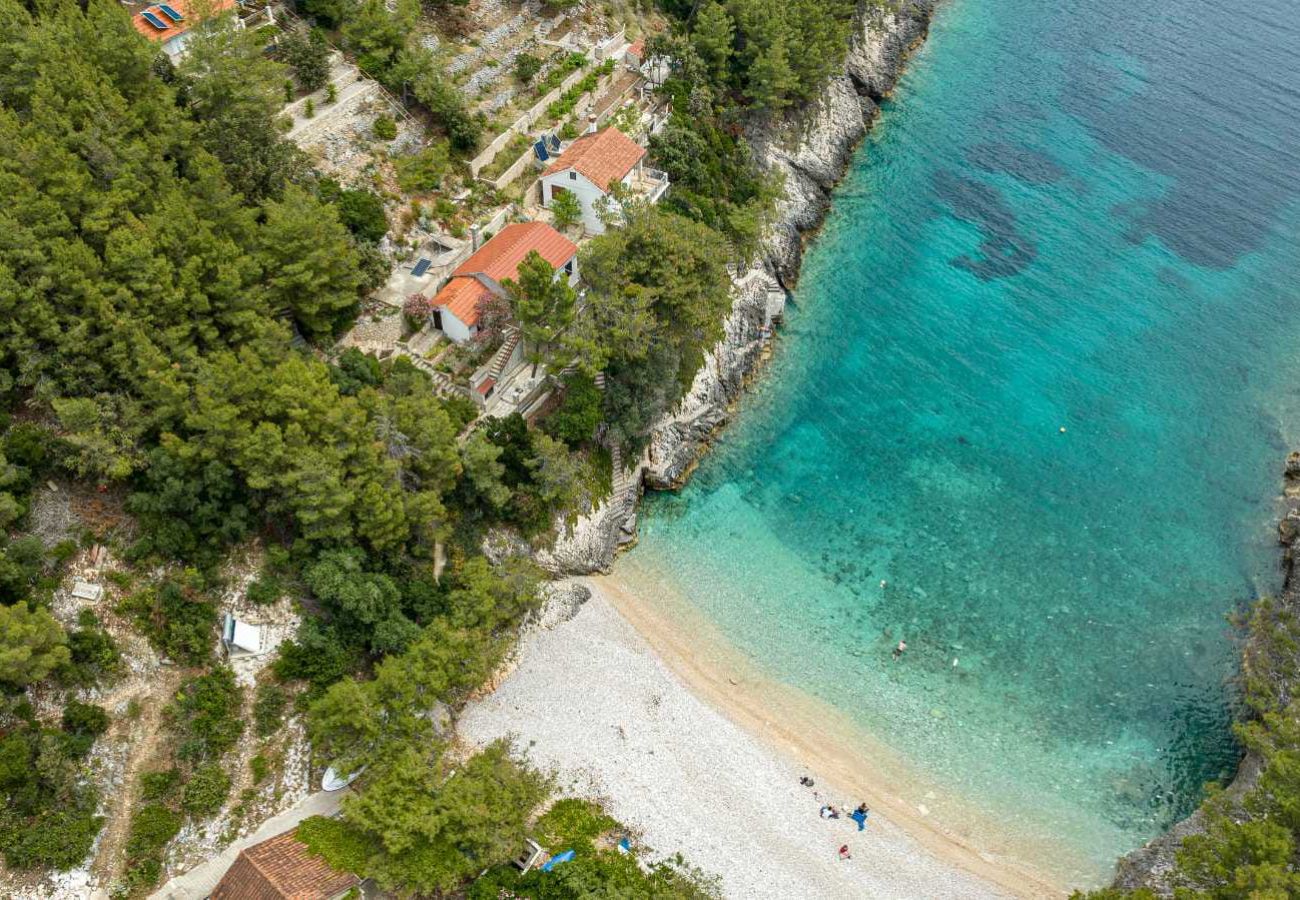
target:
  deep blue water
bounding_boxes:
[621,0,1300,884]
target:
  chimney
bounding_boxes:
[470,224,481,251]
[587,114,598,135]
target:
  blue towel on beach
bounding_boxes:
[850,810,868,831]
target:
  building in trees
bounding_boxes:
[540,127,669,234]
[211,827,361,899]
[130,0,240,62]
[428,223,578,344]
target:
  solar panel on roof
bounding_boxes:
[548,134,561,152]
[158,3,185,22]
[411,258,432,277]
[141,9,169,28]
[533,140,549,162]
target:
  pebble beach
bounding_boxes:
[458,578,1056,899]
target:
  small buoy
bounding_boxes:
[880,579,887,588]
[1059,426,1067,433]
[952,658,959,667]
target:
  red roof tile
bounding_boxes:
[543,128,647,193]
[627,39,645,60]
[453,222,577,284]
[211,829,359,900]
[432,276,493,328]
[132,0,236,42]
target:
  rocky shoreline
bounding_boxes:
[1110,454,1300,894]
[539,0,936,575]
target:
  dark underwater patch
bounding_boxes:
[966,142,1066,185]
[931,169,1037,281]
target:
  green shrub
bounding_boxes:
[181,761,231,818]
[169,667,244,762]
[0,792,103,871]
[535,798,619,852]
[544,60,615,123]
[535,52,587,95]
[332,189,389,244]
[254,681,288,736]
[394,143,451,194]
[296,814,378,875]
[513,52,542,84]
[63,697,105,729]
[118,578,217,665]
[246,575,283,607]
[61,700,109,757]
[540,371,600,447]
[61,608,123,687]
[140,769,181,802]
[125,802,181,866]
[250,753,270,785]
[373,114,397,140]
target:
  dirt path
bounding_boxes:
[92,668,187,888]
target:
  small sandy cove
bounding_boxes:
[458,576,1067,899]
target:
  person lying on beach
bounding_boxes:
[839,844,852,861]
[799,776,815,788]
[819,805,841,819]
[850,805,870,831]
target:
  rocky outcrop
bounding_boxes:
[642,0,934,488]
[534,482,638,576]
[753,0,936,284]
[543,0,936,574]
[643,268,779,490]
[1111,457,1300,894]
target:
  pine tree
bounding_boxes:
[502,251,577,376]
[258,185,363,338]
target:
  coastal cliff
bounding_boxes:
[1110,455,1300,894]
[540,0,935,574]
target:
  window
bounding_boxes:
[564,260,574,275]
[569,171,577,181]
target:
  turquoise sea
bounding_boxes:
[620,0,1300,886]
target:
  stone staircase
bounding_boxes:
[486,327,523,381]
[609,442,638,544]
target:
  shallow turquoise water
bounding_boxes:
[624,0,1300,885]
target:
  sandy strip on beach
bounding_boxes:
[458,576,1067,899]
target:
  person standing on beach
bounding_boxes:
[838,844,852,861]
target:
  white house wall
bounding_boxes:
[542,170,610,235]
[440,309,475,343]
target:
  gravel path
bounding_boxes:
[458,581,1029,899]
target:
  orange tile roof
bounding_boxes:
[453,222,577,284]
[627,39,645,59]
[543,128,647,193]
[431,275,493,328]
[132,0,236,42]
[211,829,359,900]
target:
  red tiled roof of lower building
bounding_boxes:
[432,275,493,328]
[132,0,236,42]
[210,828,359,900]
[452,222,577,285]
[543,127,646,193]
